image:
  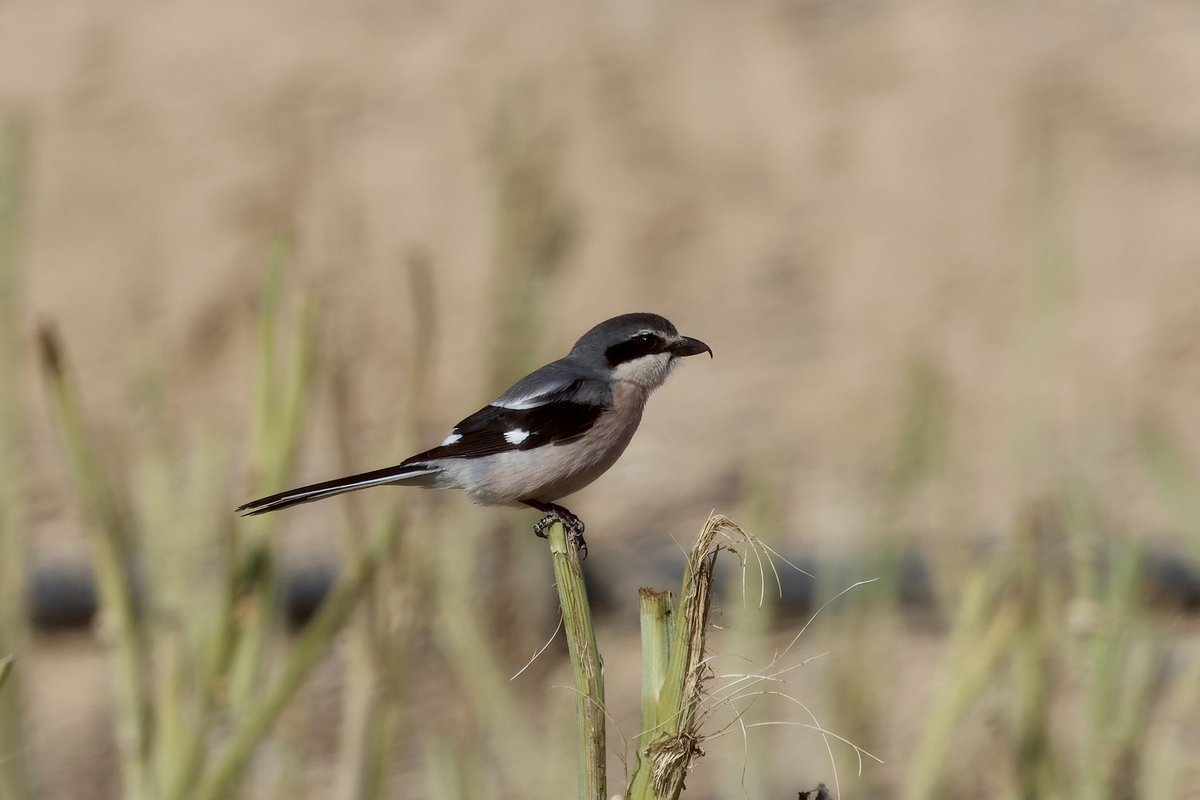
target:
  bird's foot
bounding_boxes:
[529,503,588,560]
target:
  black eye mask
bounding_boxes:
[604,333,666,367]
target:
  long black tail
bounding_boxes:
[236,461,438,516]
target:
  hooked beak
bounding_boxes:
[670,335,713,358]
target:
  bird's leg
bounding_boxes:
[523,500,588,559]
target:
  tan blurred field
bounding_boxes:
[1,0,1199,797]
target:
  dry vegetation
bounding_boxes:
[1,0,1199,797]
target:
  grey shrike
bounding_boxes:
[237,312,712,552]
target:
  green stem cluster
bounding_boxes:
[546,514,736,800]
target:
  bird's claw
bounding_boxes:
[534,510,588,560]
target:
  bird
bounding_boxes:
[236,312,712,554]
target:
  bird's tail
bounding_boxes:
[236,461,439,516]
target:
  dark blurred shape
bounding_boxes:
[282,563,338,630]
[580,547,821,621]
[895,547,938,611]
[713,549,820,620]
[28,562,97,631]
[580,562,618,619]
[35,324,63,378]
[22,543,1200,634]
[1141,548,1200,612]
[25,561,339,633]
[798,783,831,800]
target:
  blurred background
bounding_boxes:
[1,0,1199,798]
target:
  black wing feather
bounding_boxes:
[403,400,605,464]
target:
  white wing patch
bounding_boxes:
[493,395,547,411]
[504,429,530,445]
[441,432,462,446]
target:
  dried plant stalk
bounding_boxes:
[628,514,741,800]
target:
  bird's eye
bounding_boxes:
[633,333,658,345]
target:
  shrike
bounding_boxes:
[237,312,712,552]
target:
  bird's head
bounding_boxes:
[571,312,713,390]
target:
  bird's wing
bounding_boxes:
[406,368,612,463]
[236,365,612,516]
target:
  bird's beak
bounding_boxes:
[670,335,713,358]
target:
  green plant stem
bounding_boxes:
[901,572,1019,800]
[39,329,154,800]
[231,254,317,720]
[0,115,34,800]
[435,528,543,797]
[638,589,674,741]
[189,515,403,800]
[330,368,401,800]
[546,522,606,800]
[0,650,15,797]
